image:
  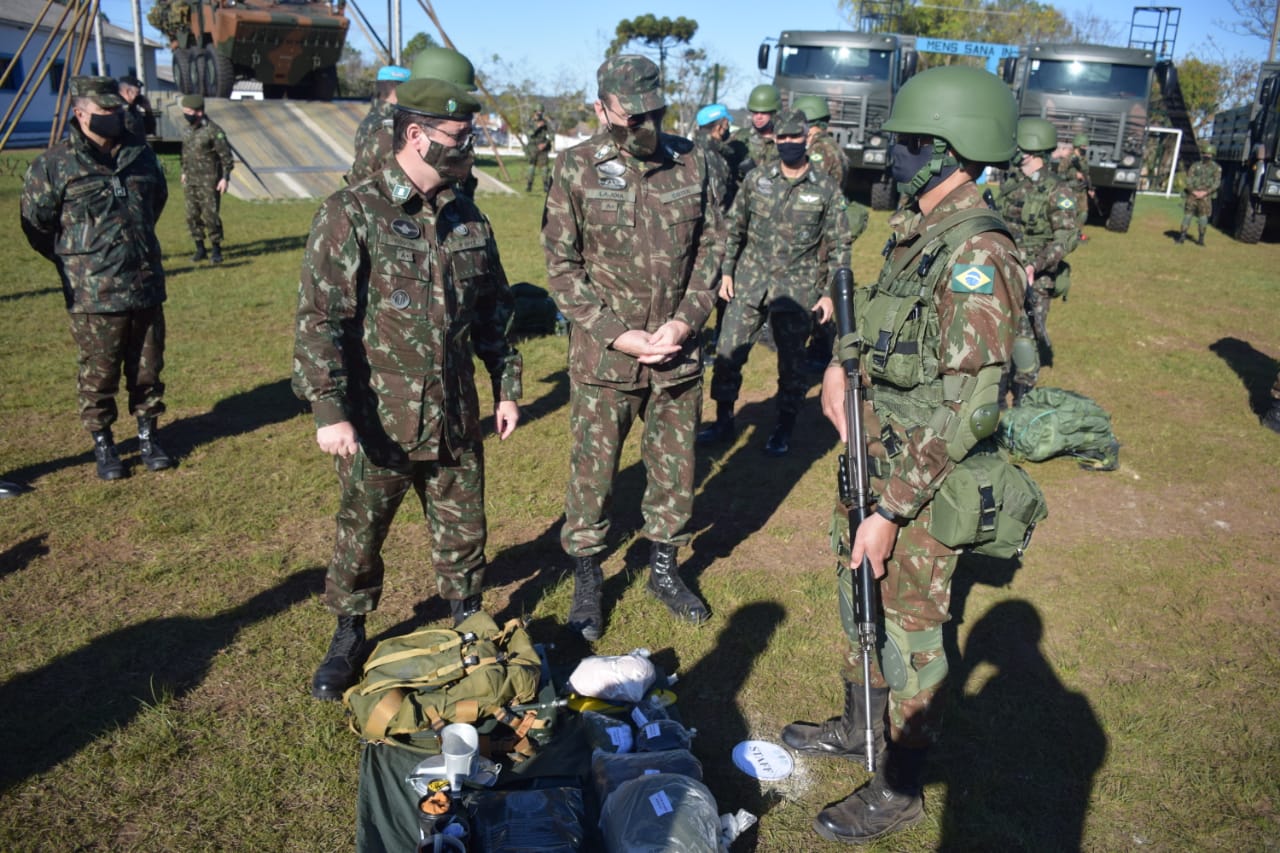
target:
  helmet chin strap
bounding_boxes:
[898,136,960,197]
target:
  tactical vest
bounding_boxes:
[1007,180,1057,248]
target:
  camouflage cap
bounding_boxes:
[181,94,205,110]
[70,76,124,108]
[394,77,481,119]
[597,54,664,115]
[773,108,807,138]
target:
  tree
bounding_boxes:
[1217,0,1278,42]
[337,45,375,100]
[607,15,698,86]
[401,31,440,70]
[1166,56,1229,137]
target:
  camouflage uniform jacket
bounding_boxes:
[1054,151,1090,193]
[20,122,168,313]
[526,117,552,155]
[293,162,523,461]
[997,171,1078,276]
[723,162,850,313]
[729,126,777,177]
[123,96,153,142]
[858,181,1022,518]
[807,130,848,193]
[542,131,720,392]
[348,99,395,186]
[693,130,736,213]
[1185,159,1222,199]
[181,117,233,185]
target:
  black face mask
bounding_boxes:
[890,138,959,198]
[87,111,126,140]
[184,112,202,126]
[777,141,807,166]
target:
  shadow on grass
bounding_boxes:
[480,367,570,437]
[1209,337,1279,419]
[0,533,48,579]
[0,285,60,303]
[0,567,324,792]
[935,599,1107,851]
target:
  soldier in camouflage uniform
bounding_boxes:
[698,109,851,456]
[542,54,721,641]
[525,104,554,193]
[1054,132,1092,228]
[117,75,153,142]
[729,84,781,180]
[346,65,409,186]
[783,66,1024,844]
[693,102,737,213]
[998,118,1079,404]
[293,77,523,701]
[1179,144,1222,246]
[21,77,173,481]
[179,94,233,263]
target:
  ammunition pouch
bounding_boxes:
[1050,260,1071,300]
[928,451,1048,559]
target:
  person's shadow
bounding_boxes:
[0,533,49,580]
[935,599,1107,851]
[0,567,323,792]
[1209,337,1279,421]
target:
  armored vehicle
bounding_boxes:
[1212,62,1280,243]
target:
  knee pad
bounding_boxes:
[1012,335,1040,373]
[880,619,947,696]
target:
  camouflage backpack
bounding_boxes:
[343,612,545,758]
[998,387,1120,471]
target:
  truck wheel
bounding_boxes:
[869,179,896,211]
[1105,199,1133,232]
[173,48,194,95]
[1235,196,1266,243]
[211,49,235,99]
[197,48,218,97]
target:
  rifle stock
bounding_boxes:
[833,266,880,774]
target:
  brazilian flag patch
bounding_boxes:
[950,264,995,294]
[1057,197,1075,209]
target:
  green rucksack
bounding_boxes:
[343,612,544,757]
[999,387,1120,471]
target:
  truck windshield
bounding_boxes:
[778,46,892,82]
[1026,59,1149,99]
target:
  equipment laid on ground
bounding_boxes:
[999,387,1120,471]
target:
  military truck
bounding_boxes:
[1003,43,1156,232]
[757,30,918,209]
[148,0,349,100]
[1211,62,1280,243]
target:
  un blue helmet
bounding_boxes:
[696,103,730,127]
[376,65,410,82]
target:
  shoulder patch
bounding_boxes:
[1056,196,1074,209]
[950,264,995,294]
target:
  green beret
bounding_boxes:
[773,108,808,137]
[69,76,123,108]
[394,78,480,119]
[181,94,205,110]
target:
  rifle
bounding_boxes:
[832,265,880,774]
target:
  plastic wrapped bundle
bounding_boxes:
[599,773,722,852]
[581,709,635,754]
[590,748,703,804]
[467,787,585,853]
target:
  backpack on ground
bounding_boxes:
[343,612,544,758]
[999,387,1120,471]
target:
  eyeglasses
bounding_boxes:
[426,122,475,151]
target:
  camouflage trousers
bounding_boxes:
[709,296,813,416]
[1182,193,1213,225]
[185,180,224,243]
[526,149,550,191]
[1013,277,1054,389]
[562,378,701,557]
[324,442,487,615]
[836,499,959,749]
[68,307,166,432]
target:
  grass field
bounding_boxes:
[1,150,1278,852]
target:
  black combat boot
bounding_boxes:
[763,412,796,457]
[91,429,126,481]
[191,240,207,262]
[813,742,928,844]
[782,682,888,762]
[1175,228,1186,245]
[136,416,173,471]
[1262,401,1280,434]
[311,614,366,701]
[1010,381,1032,407]
[646,541,709,624]
[566,555,604,641]
[449,594,483,626]
[210,242,223,264]
[696,403,735,445]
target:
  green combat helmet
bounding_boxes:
[792,94,831,124]
[1073,132,1089,148]
[1201,143,1216,157]
[1016,117,1059,154]
[747,84,781,113]
[884,65,1017,164]
[410,46,477,91]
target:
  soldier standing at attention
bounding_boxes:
[998,118,1079,405]
[525,104,554,193]
[784,66,1023,843]
[294,77,523,701]
[1055,132,1092,230]
[179,94,233,263]
[1178,144,1222,246]
[730,84,781,179]
[698,108,851,456]
[542,55,720,641]
[117,75,153,141]
[347,64,409,186]
[21,77,173,480]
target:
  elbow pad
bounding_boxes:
[931,364,1003,462]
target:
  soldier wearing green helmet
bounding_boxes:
[410,46,477,90]
[1054,129,1093,228]
[999,117,1080,405]
[1179,142,1222,245]
[730,84,781,178]
[790,65,1025,845]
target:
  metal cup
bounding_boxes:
[440,722,478,791]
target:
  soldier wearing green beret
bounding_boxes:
[294,76,523,701]
[180,94,233,263]
[21,77,174,480]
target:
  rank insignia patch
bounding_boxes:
[950,264,995,294]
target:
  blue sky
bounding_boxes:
[99,0,1272,106]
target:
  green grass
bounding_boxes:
[2,153,1280,851]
